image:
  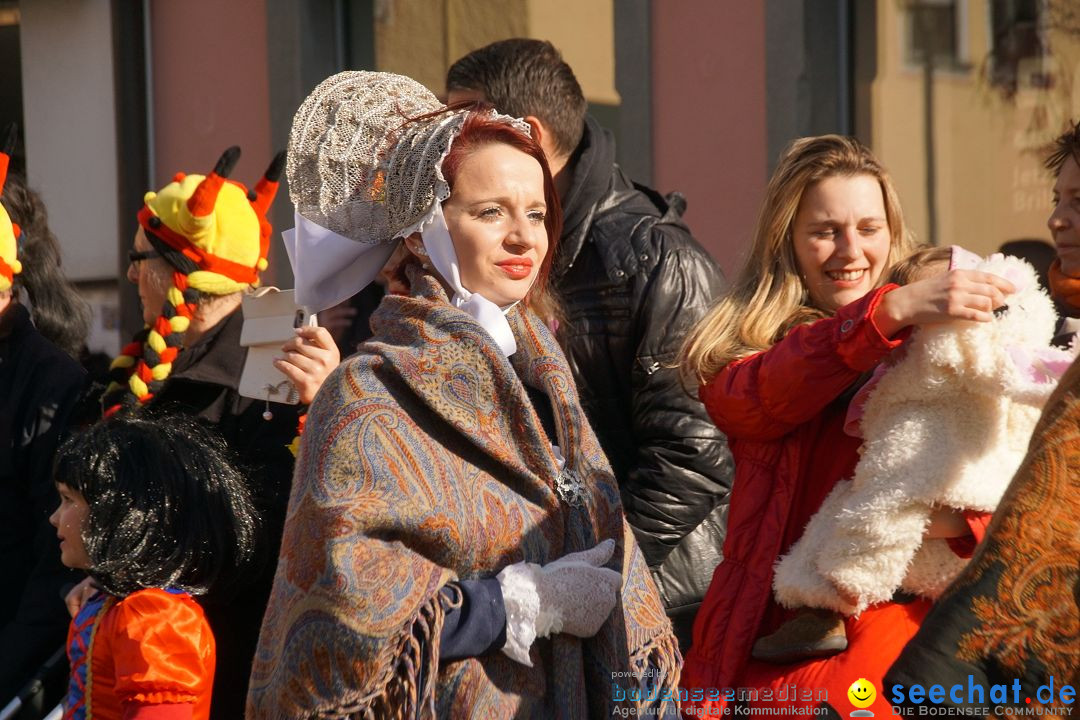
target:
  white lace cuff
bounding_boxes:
[496,562,542,667]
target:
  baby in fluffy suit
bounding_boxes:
[756,246,1076,663]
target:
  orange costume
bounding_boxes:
[64,588,214,720]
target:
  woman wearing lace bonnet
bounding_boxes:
[247,71,681,718]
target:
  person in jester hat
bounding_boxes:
[0,127,87,706]
[52,412,258,720]
[73,146,339,719]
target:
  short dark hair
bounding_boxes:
[55,412,258,597]
[446,38,587,158]
[1046,119,1080,176]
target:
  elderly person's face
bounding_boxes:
[442,142,549,307]
[126,227,171,326]
[1049,155,1080,276]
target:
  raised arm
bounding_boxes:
[701,285,904,442]
[703,269,1016,442]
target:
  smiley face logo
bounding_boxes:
[848,678,876,709]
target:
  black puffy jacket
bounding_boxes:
[554,117,733,646]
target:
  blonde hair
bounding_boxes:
[680,135,917,386]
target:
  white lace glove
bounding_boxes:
[496,539,622,666]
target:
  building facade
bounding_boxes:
[1,0,1075,350]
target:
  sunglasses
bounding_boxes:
[128,249,161,265]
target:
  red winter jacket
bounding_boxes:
[682,285,907,694]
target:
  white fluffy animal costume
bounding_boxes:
[773,249,1076,615]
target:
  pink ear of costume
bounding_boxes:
[1007,346,1075,387]
[950,247,1030,293]
[948,246,983,271]
[990,254,1032,294]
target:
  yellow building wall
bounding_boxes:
[372,0,617,104]
[871,0,1080,256]
[527,0,619,105]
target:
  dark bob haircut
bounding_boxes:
[54,412,258,597]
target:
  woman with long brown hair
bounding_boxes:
[680,135,1013,715]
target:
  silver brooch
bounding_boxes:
[555,466,588,507]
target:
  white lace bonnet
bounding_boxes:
[283,70,531,319]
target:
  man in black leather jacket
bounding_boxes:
[447,38,733,648]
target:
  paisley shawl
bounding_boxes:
[886,356,1080,708]
[248,268,680,718]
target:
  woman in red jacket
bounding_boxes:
[678,136,1013,716]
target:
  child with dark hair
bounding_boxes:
[50,413,257,720]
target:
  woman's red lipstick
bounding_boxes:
[495,257,533,280]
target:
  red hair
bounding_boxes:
[440,111,563,302]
